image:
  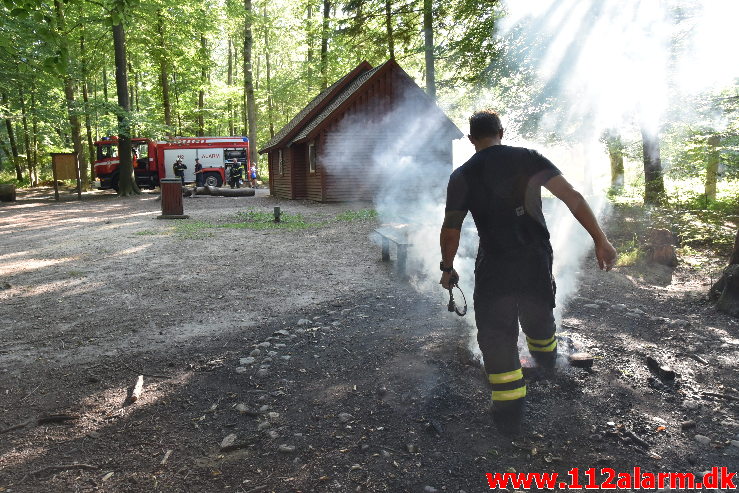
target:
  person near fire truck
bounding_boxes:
[249,164,257,188]
[439,109,617,435]
[173,158,187,186]
[194,158,204,187]
[229,158,243,188]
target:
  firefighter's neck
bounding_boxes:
[469,132,503,152]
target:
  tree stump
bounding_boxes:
[710,228,739,317]
[0,184,16,202]
[646,228,677,267]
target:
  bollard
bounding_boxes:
[274,206,281,223]
[157,178,189,219]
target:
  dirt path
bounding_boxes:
[0,189,737,492]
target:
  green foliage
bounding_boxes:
[335,208,378,221]
[615,234,644,267]
[172,220,215,239]
[225,209,318,230]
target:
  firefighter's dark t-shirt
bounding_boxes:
[445,144,561,253]
[445,144,561,304]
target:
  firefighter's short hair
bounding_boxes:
[469,110,503,139]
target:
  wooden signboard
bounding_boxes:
[50,152,81,201]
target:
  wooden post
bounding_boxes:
[52,159,59,201]
[273,206,281,223]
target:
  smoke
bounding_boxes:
[320,0,739,363]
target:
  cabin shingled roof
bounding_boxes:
[260,64,371,152]
[289,64,385,144]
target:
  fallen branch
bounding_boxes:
[1,414,78,434]
[37,414,79,425]
[30,463,98,477]
[702,391,739,402]
[0,418,34,434]
[623,429,650,449]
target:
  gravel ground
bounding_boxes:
[0,186,737,492]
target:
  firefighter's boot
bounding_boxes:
[527,335,558,369]
[489,368,526,436]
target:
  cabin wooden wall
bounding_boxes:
[268,149,292,199]
[291,144,308,200]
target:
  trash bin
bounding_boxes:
[157,178,189,219]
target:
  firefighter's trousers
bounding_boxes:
[473,243,557,404]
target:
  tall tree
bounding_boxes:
[54,0,86,186]
[17,82,34,185]
[604,130,624,188]
[80,34,95,184]
[227,37,234,136]
[1,92,22,181]
[156,9,172,132]
[641,127,666,205]
[384,0,394,59]
[704,134,720,202]
[111,1,139,196]
[197,33,207,136]
[320,0,330,90]
[423,0,435,99]
[243,0,257,167]
[263,4,274,139]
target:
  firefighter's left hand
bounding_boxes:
[440,269,459,290]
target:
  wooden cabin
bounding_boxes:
[259,59,463,202]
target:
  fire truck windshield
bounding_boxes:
[97,144,118,160]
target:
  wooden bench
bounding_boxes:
[374,226,412,275]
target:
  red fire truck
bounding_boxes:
[93,136,251,191]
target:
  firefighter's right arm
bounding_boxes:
[544,175,617,271]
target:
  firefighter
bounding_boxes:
[194,158,204,187]
[439,110,617,435]
[173,158,187,186]
[229,158,243,188]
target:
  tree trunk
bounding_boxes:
[641,127,666,205]
[81,34,95,183]
[30,79,39,182]
[198,34,206,137]
[102,67,109,102]
[157,10,172,132]
[604,130,624,188]
[264,5,274,139]
[112,20,139,196]
[54,0,85,188]
[18,84,34,186]
[423,0,435,99]
[320,0,330,90]
[385,0,394,59]
[1,92,22,181]
[244,0,258,167]
[705,134,720,202]
[173,70,182,136]
[228,37,234,136]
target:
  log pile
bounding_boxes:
[190,186,255,197]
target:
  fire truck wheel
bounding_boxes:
[111,174,119,192]
[204,172,222,188]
